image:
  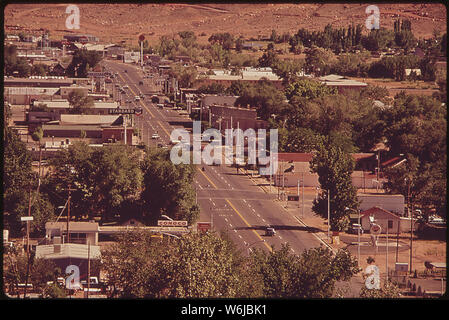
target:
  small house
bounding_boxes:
[360,207,401,234]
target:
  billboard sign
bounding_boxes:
[108,108,137,115]
[157,220,188,227]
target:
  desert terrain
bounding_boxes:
[4,3,447,45]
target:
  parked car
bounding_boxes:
[428,215,445,225]
[152,133,160,139]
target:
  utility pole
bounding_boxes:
[23,186,33,299]
[407,178,413,274]
[86,240,91,299]
[297,179,300,209]
[302,172,304,218]
[327,189,330,241]
[386,221,389,283]
[66,184,75,244]
[396,217,400,263]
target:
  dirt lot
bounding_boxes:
[4,3,447,45]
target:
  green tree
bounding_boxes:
[310,140,359,232]
[3,127,38,236]
[272,59,304,84]
[102,230,247,298]
[359,281,401,298]
[67,89,94,113]
[234,80,288,121]
[278,127,321,153]
[4,44,31,77]
[258,47,279,68]
[178,30,197,48]
[250,245,359,298]
[208,33,234,50]
[44,142,143,221]
[361,28,395,52]
[170,64,198,88]
[140,148,199,225]
[285,78,337,101]
[66,48,102,77]
[305,46,335,76]
[226,80,251,96]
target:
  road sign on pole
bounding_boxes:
[134,107,143,116]
[370,223,381,235]
[197,222,211,233]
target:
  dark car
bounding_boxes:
[265,227,276,236]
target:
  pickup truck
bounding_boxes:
[81,277,104,293]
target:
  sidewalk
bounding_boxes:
[242,169,447,297]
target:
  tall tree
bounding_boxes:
[66,48,102,78]
[310,140,359,232]
[44,142,143,221]
[140,148,199,224]
[250,245,359,298]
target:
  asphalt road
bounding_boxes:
[101,59,324,256]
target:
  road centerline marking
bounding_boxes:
[225,199,272,252]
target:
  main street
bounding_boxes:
[102,59,325,256]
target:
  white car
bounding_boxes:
[152,133,160,139]
[135,96,140,101]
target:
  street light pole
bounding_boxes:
[327,189,330,241]
[346,207,361,266]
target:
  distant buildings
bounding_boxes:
[63,34,99,43]
[195,67,284,90]
[318,74,368,93]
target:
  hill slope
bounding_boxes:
[4,3,447,45]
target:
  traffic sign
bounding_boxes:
[158,220,188,227]
[197,222,211,233]
[135,107,143,116]
[370,223,382,235]
[21,216,34,221]
[139,34,145,42]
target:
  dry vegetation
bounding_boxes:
[4,3,447,45]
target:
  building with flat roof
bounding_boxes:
[318,74,367,94]
[45,221,100,245]
[63,34,99,43]
[196,67,284,90]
